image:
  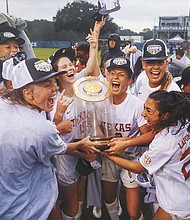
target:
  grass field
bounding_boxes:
[33,48,58,60]
[33,47,101,64]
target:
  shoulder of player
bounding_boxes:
[127,93,144,107]
[168,80,181,92]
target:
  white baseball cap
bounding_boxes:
[11,58,66,89]
[2,52,27,81]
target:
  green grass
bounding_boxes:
[33,48,101,64]
[33,48,58,61]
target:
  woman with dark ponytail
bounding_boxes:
[147,90,190,132]
[102,90,190,220]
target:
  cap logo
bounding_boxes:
[3,32,16,38]
[34,60,52,72]
[62,49,66,54]
[147,44,162,55]
[113,57,127,65]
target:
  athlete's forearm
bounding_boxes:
[128,131,156,146]
[85,17,105,76]
[102,154,146,174]
[85,43,97,75]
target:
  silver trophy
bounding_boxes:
[73,76,116,149]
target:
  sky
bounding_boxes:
[0,0,190,33]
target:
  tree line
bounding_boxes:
[25,0,153,42]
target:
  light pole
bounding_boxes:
[153,17,156,39]
[6,0,9,13]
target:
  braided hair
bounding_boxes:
[148,90,190,133]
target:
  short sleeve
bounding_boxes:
[34,121,67,166]
[139,132,175,174]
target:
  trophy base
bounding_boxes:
[90,136,115,151]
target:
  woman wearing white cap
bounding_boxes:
[0,58,100,220]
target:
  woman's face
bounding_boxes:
[25,78,58,112]
[142,60,168,88]
[109,39,116,49]
[57,57,76,85]
[141,97,160,127]
[76,50,89,65]
[107,68,132,100]
[0,40,20,57]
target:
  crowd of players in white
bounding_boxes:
[0,15,190,220]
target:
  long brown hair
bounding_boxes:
[0,85,36,110]
[159,71,173,90]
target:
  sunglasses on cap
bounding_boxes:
[0,51,27,63]
[75,55,84,59]
[0,55,11,61]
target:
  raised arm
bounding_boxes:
[84,17,106,76]
[84,29,98,76]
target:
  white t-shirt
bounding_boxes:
[129,70,146,95]
[51,69,97,177]
[140,124,190,218]
[52,92,80,176]
[134,75,181,102]
[114,93,147,159]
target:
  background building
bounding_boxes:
[153,16,190,42]
[153,16,190,53]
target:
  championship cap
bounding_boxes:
[2,51,27,81]
[141,39,168,61]
[107,57,133,75]
[11,58,66,89]
[0,26,25,45]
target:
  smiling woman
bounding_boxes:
[134,39,181,102]
[0,57,100,219]
[102,90,190,220]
